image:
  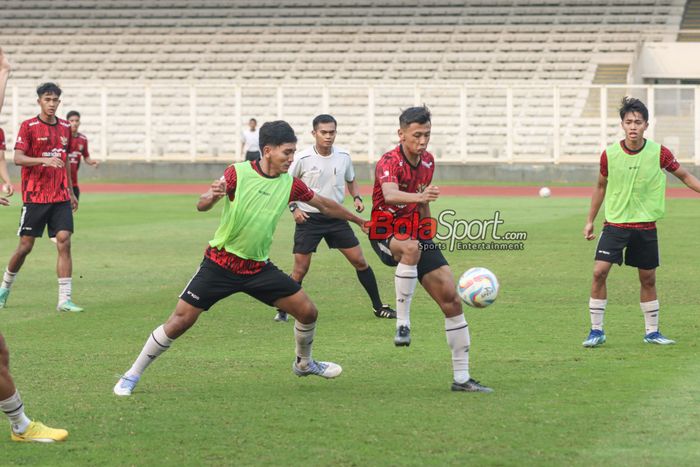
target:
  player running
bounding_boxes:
[582,97,700,347]
[368,106,492,393]
[0,81,82,313]
[0,47,68,443]
[273,114,395,322]
[114,121,368,396]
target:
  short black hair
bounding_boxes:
[619,97,648,122]
[312,114,337,130]
[399,105,431,128]
[36,82,62,97]
[259,120,297,151]
[249,118,257,123]
[66,110,80,120]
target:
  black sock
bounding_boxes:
[356,266,383,310]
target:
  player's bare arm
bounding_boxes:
[381,181,439,205]
[0,47,10,115]
[0,196,9,206]
[197,179,227,211]
[670,166,700,193]
[584,173,607,240]
[14,149,64,168]
[84,156,99,168]
[65,154,78,212]
[289,202,309,224]
[306,192,367,231]
[346,179,364,213]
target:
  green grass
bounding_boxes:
[1,193,700,466]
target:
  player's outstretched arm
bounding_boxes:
[584,173,607,240]
[670,166,700,194]
[306,193,366,230]
[382,182,439,205]
[0,47,10,115]
[197,179,227,211]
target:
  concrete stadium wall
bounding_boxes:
[7,161,700,185]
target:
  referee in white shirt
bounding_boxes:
[274,114,396,322]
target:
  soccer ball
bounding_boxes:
[457,267,499,308]
[539,186,551,198]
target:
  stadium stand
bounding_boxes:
[0,1,690,162]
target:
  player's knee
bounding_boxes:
[296,301,318,324]
[441,291,463,316]
[640,274,656,289]
[399,241,421,263]
[592,268,609,283]
[351,256,368,270]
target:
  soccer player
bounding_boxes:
[0,47,68,443]
[368,106,492,393]
[582,97,700,347]
[65,110,98,200]
[241,117,261,161]
[114,120,368,396]
[273,114,395,322]
[0,82,83,313]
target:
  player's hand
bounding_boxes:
[91,160,100,168]
[211,179,226,199]
[360,219,371,235]
[0,47,10,72]
[2,183,13,197]
[354,198,364,213]
[420,185,440,203]
[0,197,9,206]
[293,208,309,224]
[70,193,79,212]
[583,222,596,240]
[43,156,64,168]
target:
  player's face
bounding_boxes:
[621,111,648,142]
[266,142,296,173]
[312,122,336,150]
[249,120,257,130]
[399,122,431,158]
[68,116,81,134]
[38,93,61,117]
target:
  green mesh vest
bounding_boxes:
[605,140,665,223]
[209,162,293,261]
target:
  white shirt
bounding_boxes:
[242,128,260,152]
[290,145,355,213]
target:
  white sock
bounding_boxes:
[395,263,418,329]
[0,391,31,434]
[294,321,316,369]
[445,314,470,384]
[127,325,174,377]
[589,298,607,331]
[640,300,660,334]
[1,268,17,290]
[58,277,72,305]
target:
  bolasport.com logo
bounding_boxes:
[367,209,527,252]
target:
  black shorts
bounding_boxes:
[245,151,261,161]
[293,212,360,254]
[595,225,659,269]
[179,257,301,311]
[18,201,73,238]
[370,237,449,281]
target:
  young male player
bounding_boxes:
[114,121,368,396]
[582,97,700,347]
[241,118,260,161]
[0,47,68,443]
[369,106,492,393]
[0,82,82,312]
[273,114,395,322]
[65,110,98,200]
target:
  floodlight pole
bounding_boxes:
[695,86,700,166]
[100,87,107,160]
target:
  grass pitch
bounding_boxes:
[1,192,699,466]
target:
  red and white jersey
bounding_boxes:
[0,128,5,151]
[372,145,435,221]
[15,116,72,204]
[68,133,90,187]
